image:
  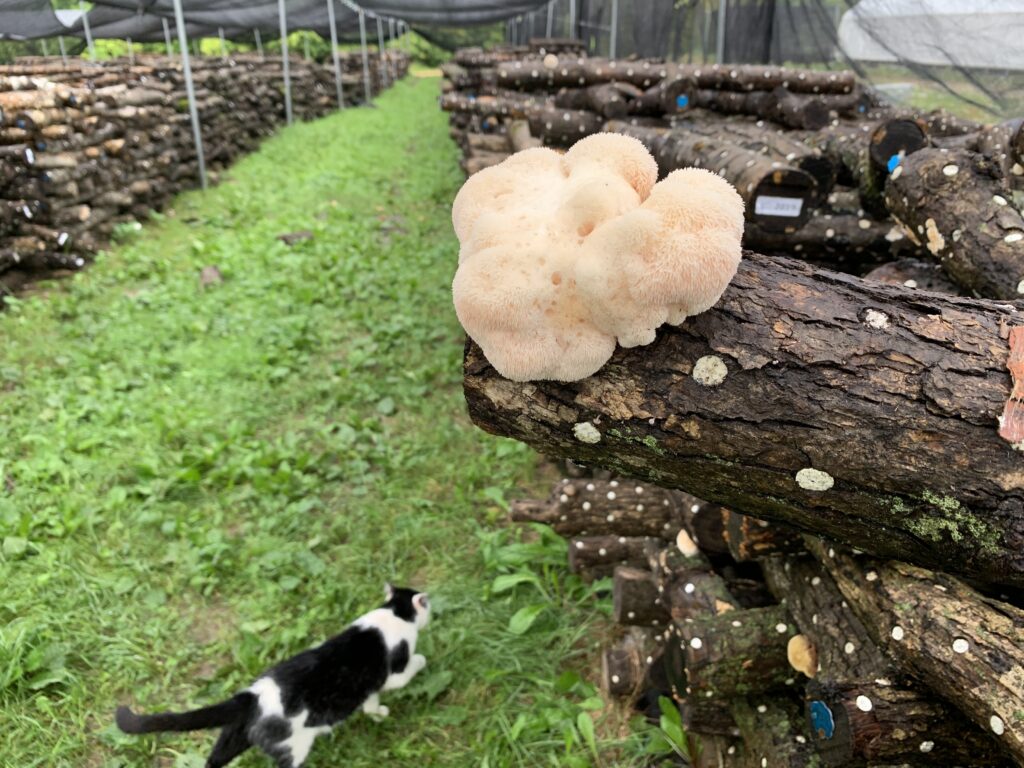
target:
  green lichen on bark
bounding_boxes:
[606,427,666,456]
[886,492,1002,554]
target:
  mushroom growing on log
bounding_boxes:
[463,251,1024,588]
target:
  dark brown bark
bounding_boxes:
[610,122,816,231]
[730,697,817,768]
[677,605,796,697]
[723,511,804,562]
[528,106,604,146]
[505,118,541,152]
[885,147,1024,300]
[743,213,897,272]
[601,628,657,697]
[759,549,1009,766]
[694,87,832,130]
[613,565,670,627]
[807,539,1024,764]
[863,259,961,294]
[567,534,661,579]
[463,251,1024,587]
[509,478,685,539]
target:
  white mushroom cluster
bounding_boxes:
[452,133,745,381]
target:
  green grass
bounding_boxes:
[0,77,653,767]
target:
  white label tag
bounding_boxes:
[755,196,804,217]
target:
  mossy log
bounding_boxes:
[884,147,1024,300]
[463,251,1024,588]
[807,539,1024,764]
[730,697,817,768]
[676,605,796,699]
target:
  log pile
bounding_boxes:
[441,46,1024,294]
[0,50,409,292]
[511,475,1022,767]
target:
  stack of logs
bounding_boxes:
[512,476,1023,767]
[0,50,409,292]
[440,44,1024,288]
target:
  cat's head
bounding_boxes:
[384,583,431,629]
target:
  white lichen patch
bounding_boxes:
[952,638,969,654]
[692,355,728,387]
[994,195,1008,206]
[856,695,873,712]
[919,741,934,753]
[796,468,835,492]
[1005,232,1024,244]
[991,715,1005,735]
[844,642,855,654]
[864,309,889,329]
[942,164,959,177]
[1017,280,1024,295]
[775,623,788,634]
[885,226,905,243]
[573,421,601,443]
[891,626,905,641]
[924,218,946,255]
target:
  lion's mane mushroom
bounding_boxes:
[451,133,744,382]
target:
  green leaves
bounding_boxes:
[507,604,546,635]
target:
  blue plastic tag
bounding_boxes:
[676,94,689,109]
[887,154,901,173]
[810,700,835,739]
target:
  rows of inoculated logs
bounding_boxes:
[0,51,409,292]
[512,477,1022,766]
[441,45,1024,297]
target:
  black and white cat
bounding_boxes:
[116,584,431,768]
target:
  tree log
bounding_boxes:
[463,251,1024,587]
[863,259,961,294]
[807,538,1024,764]
[610,122,816,231]
[568,534,661,579]
[613,565,670,626]
[885,148,1024,300]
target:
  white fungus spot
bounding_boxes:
[560,494,569,503]
[692,355,728,386]
[864,309,889,329]
[1005,232,1024,244]
[796,468,834,491]
[891,626,905,641]
[690,637,703,649]
[903,279,918,288]
[994,195,1008,206]
[573,422,601,444]
[795,735,807,744]
[775,623,788,634]
[811,576,821,586]
[677,529,700,556]
[611,674,620,684]
[991,715,1005,735]
[607,491,616,500]
[844,642,855,654]
[866,571,878,582]
[582,501,592,511]
[761,758,767,768]
[891,164,903,180]
[920,741,934,753]
[856,695,873,712]
[942,164,959,176]
[684,582,696,594]
[757,704,767,713]
[575,541,584,549]
[952,638,969,654]
[732,620,742,627]
[599,548,607,556]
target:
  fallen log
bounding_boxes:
[463,251,1024,587]
[863,258,961,294]
[885,147,1024,300]
[694,87,832,130]
[807,539,1024,764]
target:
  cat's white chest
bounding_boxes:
[356,608,418,653]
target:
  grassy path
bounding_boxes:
[0,77,644,767]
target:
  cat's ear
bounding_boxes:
[384,582,395,601]
[415,593,430,611]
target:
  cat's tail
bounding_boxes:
[116,692,255,734]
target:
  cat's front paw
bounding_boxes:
[410,654,427,673]
[374,705,390,719]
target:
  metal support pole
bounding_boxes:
[80,2,96,61]
[57,36,68,66]
[546,0,554,38]
[162,17,173,56]
[193,38,199,57]
[303,36,311,62]
[387,18,397,81]
[41,38,49,57]
[254,28,264,60]
[610,0,618,58]
[278,0,293,125]
[376,17,388,88]
[568,0,576,40]
[326,0,345,109]
[126,38,134,66]
[716,0,727,64]
[171,0,207,190]
[218,27,227,60]
[359,10,372,103]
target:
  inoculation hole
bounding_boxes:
[551,272,562,285]
[578,223,595,237]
